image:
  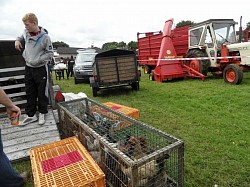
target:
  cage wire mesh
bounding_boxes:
[57,98,184,187]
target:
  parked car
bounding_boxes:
[73,49,97,84]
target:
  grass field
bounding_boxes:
[14,70,250,187]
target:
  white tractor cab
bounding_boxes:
[186,19,250,84]
[73,49,97,84]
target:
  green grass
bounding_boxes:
[16,71,250,187]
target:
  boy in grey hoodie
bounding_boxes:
[15,13,54,125]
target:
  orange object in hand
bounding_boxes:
[10,112,19,126]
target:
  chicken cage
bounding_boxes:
[57,98,184,187]
[30,137,105,187]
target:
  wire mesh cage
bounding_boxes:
[57,98,184,187]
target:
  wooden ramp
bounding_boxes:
[1,109,61,162]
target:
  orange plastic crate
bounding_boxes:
[103,102,139,119]
[30,137,105,187]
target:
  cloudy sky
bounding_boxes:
[0,0,249,48]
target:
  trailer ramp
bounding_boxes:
[1,109,60,162]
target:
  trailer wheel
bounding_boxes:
[131,82,139,91]
[185,50,210,76]
[223,64,243,84]
[92,87,98,97]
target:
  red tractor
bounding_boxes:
[137,18,250,84]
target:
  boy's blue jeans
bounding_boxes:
[0,129,24,187]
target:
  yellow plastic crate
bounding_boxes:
[30,137,105,187]
[103,102,139,119]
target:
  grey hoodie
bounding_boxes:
[16,27,54,68]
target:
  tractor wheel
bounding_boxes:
[223,64,243,84]
[92,87,98,97]
[144,65,151,74]
[149,72,154,81]
[185,50,210,76]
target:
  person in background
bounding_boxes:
[15,13,54,126]
[60,57,64,64]
[67,55,75,79]
[0,87,29,187]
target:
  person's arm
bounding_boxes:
[0,88,21,117]
[40,35,54,62]
[15,34,25,51]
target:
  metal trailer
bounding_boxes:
[0,40,60,161]
[0,40,26,113]
[90,49,140,97]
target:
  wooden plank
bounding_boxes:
[2,123,58,140]
[1,83,25,90]
[1,110,56,131]
[3,131,60,148]
[7,91,26,98]
[0,66,25,73]
[6,135,61,161]
[1,109,61,161]
[0,100,27,109]
[0,75,24,82]
[4,134,60,154]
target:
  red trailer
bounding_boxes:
[137,19,204,82]
[137,24,189,74]
[137,31,162,74]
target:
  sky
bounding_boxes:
[0,0,249,48]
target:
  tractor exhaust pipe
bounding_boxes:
[238,16,242,43]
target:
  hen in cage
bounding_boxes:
[120,152,170,187]
[88,112,121,143]
[85,135,101,164]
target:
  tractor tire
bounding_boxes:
[223,64,243,84]
[149,72,154,81]
[144,65,151,74]
[185,50,210,76]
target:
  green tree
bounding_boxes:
[118,41,127,49]
[127,41,138,51]
[52,41,69,49]
[101,41,137,51]
[101,42,119,50]
[176,20,194,28]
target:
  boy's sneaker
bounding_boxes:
[20,115,37,126]
[38,113,45,125]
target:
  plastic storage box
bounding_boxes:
[103,102,139,120]
[30,137,105,187]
